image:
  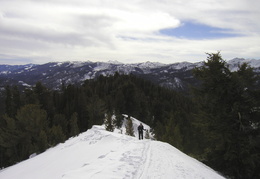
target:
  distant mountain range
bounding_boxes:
[0,58,259,92]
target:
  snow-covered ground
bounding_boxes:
[0,118,225,179]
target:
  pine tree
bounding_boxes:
[53,114,68,135]
[38,130,48,152]
[122,82,140,116]
[0,115,20,166]
[4,85,21,118]
[16,104,48,156]
[12,86,21,116]
[193,52,260,179]
[69,112,79,137]
[125,116,135,137]
[114,111,123,129]
[87,95,106,128]
[5,85,13,117]
[0,104,49,165]
[145,129,150,139]
[49,125,66,145]
[104,112,114,132]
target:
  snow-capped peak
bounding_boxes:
[169,61,195,70]
[137,61,166,69]
[107,60,123,65]
[227,58,260,72]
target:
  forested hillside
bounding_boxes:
[0,73,195,166]
[0,53,259,179]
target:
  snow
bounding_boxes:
[91,61,166,75]
[18,81,31,87]
[173,77,183,88]
[137,61,166,69]
[71,61,89,68]
[24,65,34,71]
[228,58,260,72]
[0,71,9,74]
[82,72,93,80]
[94,62,111,72]
[49,62,63,67]
[170,62,194,70]
[107,60,123,65]
[0,118,225,179]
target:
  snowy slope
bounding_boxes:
[0,121,225,179]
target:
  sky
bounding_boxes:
[0,0,260,65]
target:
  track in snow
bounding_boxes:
[0,125,225,179]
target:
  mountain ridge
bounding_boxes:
[0,58,259,92]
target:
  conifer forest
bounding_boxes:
[0,53,259,179]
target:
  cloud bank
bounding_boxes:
[0,0,259,64]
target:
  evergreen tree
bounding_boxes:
[114,90,125,114]
[16,104,48,156]
[63,84,77,118]
[193,52,260,179]
[104,112,114,132]
[49,125,66,145]
[114,111,124,129]
[12,86,21,116]
[122,82,140,116]
[23,88,38,105]
[161,114,183,151]
[4,85,13,117]
[0,104,49,166]
[0,115,20,166]
[53,114,68,135]
[4,85,21,118]
[145,129,150,139]
[38,130,48,152]
[69,112,79,137]
[87,95,106,128]
[125,116,135,137]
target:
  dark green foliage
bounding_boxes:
[104,112,114,132]
[38,130,48,152]
[87,95,106,128]
[69,112,79,137]
[192,52,260,179]
[53,114,67,134]
[114,112,124,129]
[0,105,49,166]
[4,85,21,118]
[49,125,66,145]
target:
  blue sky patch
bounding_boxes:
[160,22,240,39]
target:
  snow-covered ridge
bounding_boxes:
[135,61,166,69]
[1,58,259,75]
[0,58,259,91]
[0,117,225,179]
[227,58,260,72]
[1,58,260,70]
[228,58,260,66]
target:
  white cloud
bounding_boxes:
[0,0,259,64]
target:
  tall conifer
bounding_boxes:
[193,52,260,178]
[125,116,135,137]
